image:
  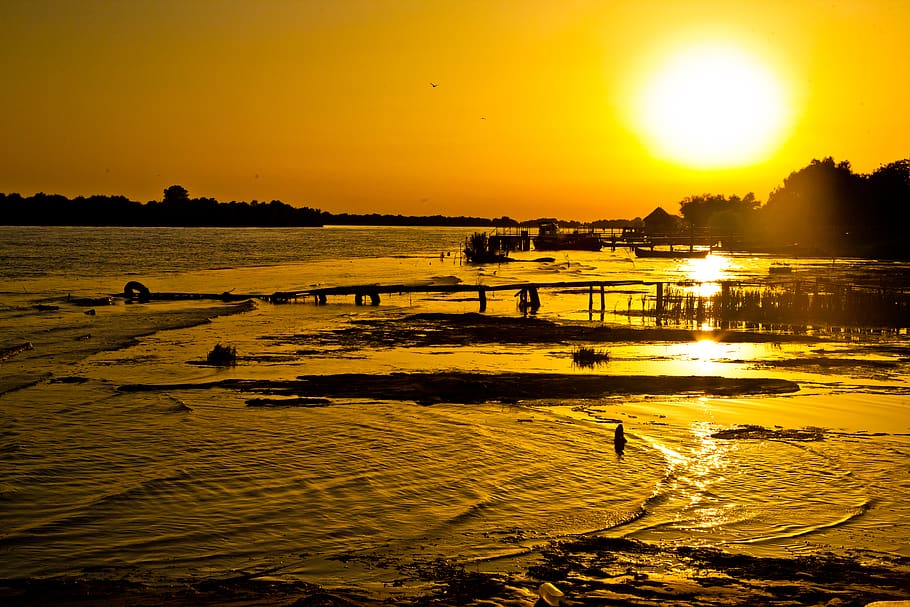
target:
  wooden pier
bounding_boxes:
[269,279,655,314]
[122,278,657,314]
[480,226,720,254]
[122,276,910,329]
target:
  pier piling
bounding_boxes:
[528,287,540,309]
[272,278,655,317]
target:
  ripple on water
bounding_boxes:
[625,423,884,552]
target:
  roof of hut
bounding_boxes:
[643,206,680,236]
[644,206,674,223]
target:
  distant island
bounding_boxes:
[0,184,628,230]
[2,158,909,258]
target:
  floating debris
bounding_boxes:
[167,395,193,412]
[711,424,825,441]
[246,397,331,408]
[538,581,565,606]
[68,295,114,306]
[49,376,89,384]
[0,341,33,361]
[123,280,151,302]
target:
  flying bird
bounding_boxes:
[430,82,438,88]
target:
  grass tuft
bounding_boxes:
[572,345,610,368]
[207,343,237,366]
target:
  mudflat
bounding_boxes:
[7,312,907,607]
[4,537,908,606]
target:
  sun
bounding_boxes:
[634,43,790,169]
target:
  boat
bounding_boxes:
[533,222,602,251]
[769,263,792,274]
[634,247,709,259]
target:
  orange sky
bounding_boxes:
[1,1,908,221]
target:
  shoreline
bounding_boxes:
[5,310,909,606]
[3,537,908,606]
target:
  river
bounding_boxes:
[0,225,908,597]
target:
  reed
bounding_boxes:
[463,232,494,263]
[634,280,910,331]
[572,345,610,368]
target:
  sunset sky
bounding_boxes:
[2,1,908,221]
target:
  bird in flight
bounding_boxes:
[430,82,438,88]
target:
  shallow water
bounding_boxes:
[0,226,908,592]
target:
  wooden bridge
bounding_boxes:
[270,279,668,314]
[122,278,674,315]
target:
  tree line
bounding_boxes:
[0,185,507,228]
[672,157,910,258]
[0,185,324,227]
[2,157,909,257]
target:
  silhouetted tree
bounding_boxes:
[868,159,910,232]
[679,193,758,230]
[163,185,189,204]
[492,215,519,227]
[0,190,326,227]
[759,158,865,254]
[4,156,909,258]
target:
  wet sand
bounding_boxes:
[285,311,824,348]
[3,536,908,606]
[118,311,810,403]
[5,311,908,606]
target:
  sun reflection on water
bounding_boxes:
[683,255,731,297]
[688,338,727,374]
[678,421,738,531]
[644,418,739,534]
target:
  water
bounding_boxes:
[0,225,908,592]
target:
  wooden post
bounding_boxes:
[588,285,594,311]
[317,293,327,305]
[355,293,363,306]
[600,285,605,311]
[369,291,380,306]
[518,288,529,317]
[656,282,664,319]
[478,287,487,312]
[528,287,540,310]
[720,282,729,325]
